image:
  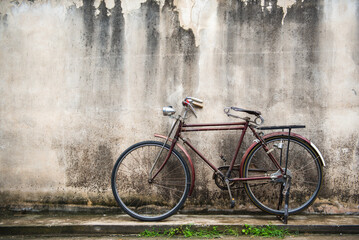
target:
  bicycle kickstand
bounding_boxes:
[225,178,235,208]
[281,177,291,224]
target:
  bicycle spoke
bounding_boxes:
[127,197,141,209]
[152,180,184,187]
[130,151,143,168]
[117,166,133,174]
[151,183,185,192]
[290,161,316,174]
[156,164,186,179]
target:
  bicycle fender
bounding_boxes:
[154,134,195,196]
[239,132,326,176]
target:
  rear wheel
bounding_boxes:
[111,141,190,221]
[243,135,323,215]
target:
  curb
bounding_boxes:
[1,224,359,236]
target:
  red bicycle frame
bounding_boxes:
[152,119,287,196]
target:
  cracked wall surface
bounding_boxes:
[0,0,358,213]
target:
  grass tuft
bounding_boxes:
[140,223,293,238]
[242,223,292,238]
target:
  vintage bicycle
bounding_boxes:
[111,97,325,223]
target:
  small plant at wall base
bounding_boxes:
[242,224,291,238]
[139,224,293,238]
[140,225,221,238]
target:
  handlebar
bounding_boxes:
[163,97,263,125]
[188,97,203,103]
[182,97,204,118]
[192,101,203,108]
[184,97,203,107]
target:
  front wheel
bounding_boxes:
[242,135,323,215]
[111,141,190,221]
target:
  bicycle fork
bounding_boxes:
[149,117,179,181]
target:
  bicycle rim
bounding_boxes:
[111,141,190,221]
[243,136,323,215]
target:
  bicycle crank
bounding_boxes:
[225,178,235,208]
[212,166,241,190]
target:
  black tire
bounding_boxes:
[242,135,323,215]
[111,141,190,221]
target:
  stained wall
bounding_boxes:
[0,0,358,212]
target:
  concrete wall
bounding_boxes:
[0,0,358,213]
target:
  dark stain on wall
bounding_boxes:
[110,0,125,64]
[178,26,198,92]
[142,0,160,97]
[160,0,199,96]
[81,0,96,47]
[353,2,359,66]
[285,0,321,84]
[143,0,160,56]
[109,0,125,109]
[220,0,283,48]
[76,0,125,112]
[286,0,320,65]
[0,13,8,28]
[97,0,110,56]
[217,0,283,106]
[65,144,113,192]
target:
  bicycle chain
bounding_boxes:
[213,166,278,190]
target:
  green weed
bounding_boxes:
[140,223,292,238]
[140,225,221,238]
[139,228,162,237]
[242,223,291,238]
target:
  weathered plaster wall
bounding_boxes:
[0,0,358,212]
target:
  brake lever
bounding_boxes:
[188,102,197,118]
[224,107,231,116]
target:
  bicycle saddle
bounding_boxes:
[230,107,261,116]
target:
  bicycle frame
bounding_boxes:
[152,118,287,196]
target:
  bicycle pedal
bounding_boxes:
[230,198,235,208]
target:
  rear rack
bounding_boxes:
[256,125,305,130]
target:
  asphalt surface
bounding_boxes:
[0,212,358,237]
